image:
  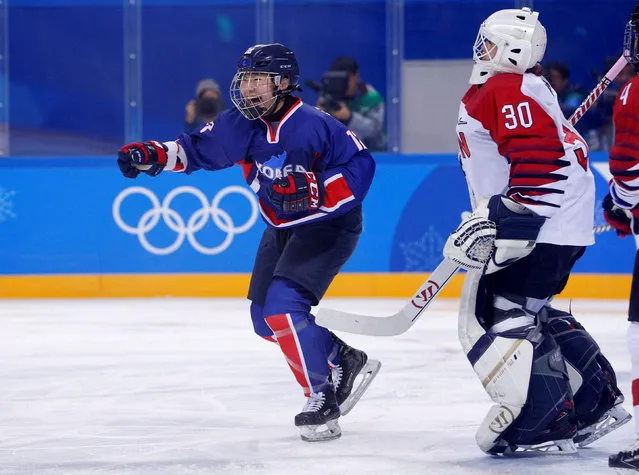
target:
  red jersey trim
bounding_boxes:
[320,173,355,211]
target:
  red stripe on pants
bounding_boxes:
[265,313,310,396]
[633,379,639,407]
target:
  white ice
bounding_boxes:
[0,297,635,475]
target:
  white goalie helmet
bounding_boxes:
[469,7,547,85]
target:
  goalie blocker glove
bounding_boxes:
[266,171,324,214]
[444,195,545,274]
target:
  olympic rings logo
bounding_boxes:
[112,185,259,255]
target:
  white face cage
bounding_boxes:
[469,30,503,85]
[473,34,498,64]
[230,71,283,120]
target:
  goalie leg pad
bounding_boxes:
[469,323,575,452]
[460,274,575,453]
[504,330,575,447]
[543,307,607,418]
[544,306,630,446]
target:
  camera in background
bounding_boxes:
[305,70,350,112]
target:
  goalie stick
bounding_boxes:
[316,224,614,336]
[316,257,460,336]
[316,54,629,337]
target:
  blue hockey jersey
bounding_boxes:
[170,97,376,228]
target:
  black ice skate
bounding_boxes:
[574,393,631,447]
[609,439,639,470]
[330,336,381,416]
[294,387,341,442]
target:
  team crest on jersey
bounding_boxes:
[258,151,308,179]
[264,151,287,170]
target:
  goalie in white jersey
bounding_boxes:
[444,7,630,455]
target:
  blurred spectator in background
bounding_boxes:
[545,61,584,116]
[184,78,226,133]
[315,56,386,152]
[544,61,605,150]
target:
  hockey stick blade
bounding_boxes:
[316,258,460,336]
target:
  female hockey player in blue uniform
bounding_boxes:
[116,43,381,442]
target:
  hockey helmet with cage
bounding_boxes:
[230,43,301,120]
[469,7,547,85]
[624,4,639,73]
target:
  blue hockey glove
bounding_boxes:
[117,141,168,178]
[266,172,324,214]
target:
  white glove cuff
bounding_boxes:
[162,141,188,172]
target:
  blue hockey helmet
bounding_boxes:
[624,4,639,72]
[237,43,300,89]
[231,43,301,119]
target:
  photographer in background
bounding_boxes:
[184,78,226,134]
[314,56,386,152]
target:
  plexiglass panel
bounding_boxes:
[9,2,125,156]
[140,1,257,143]
[272,0,390,152]
[2,0,637,156]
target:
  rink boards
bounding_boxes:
[0,153,634,298]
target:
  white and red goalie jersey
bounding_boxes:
[456,72,595,247]
[609,74,639,209]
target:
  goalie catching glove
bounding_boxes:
[444,195,546,274]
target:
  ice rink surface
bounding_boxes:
[1,297,636,475]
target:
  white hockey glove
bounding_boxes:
[444,195,546,274]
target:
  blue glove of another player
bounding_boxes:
[602,193,639,237]
[117,141,168,178]
[266,172,324,214]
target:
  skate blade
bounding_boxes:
[299,419,341,442]
[576,405,632,448]
[503,438,577,456]
[340,359,381,416]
